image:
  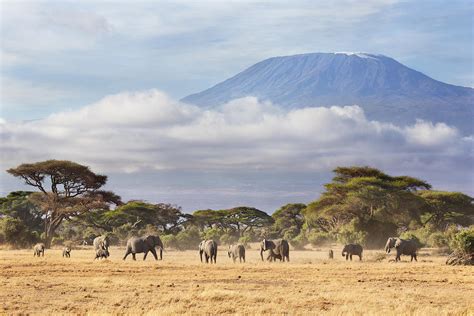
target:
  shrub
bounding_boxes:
[201,228,223,243]
[289,232,307,250]
[449,227,474,254]
[238,236,251,246]
[0,217,36,248]
[399,231,423,248]
[427,232,448,248]
[175,227,201,250]
[307,231,331,246]
[161,234,178,249]
[337,223,367,246]
[219,233,238,245]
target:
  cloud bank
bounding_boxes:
[1,90,471,177]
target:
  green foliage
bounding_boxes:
[449,227,474,254]
[201,227,224,242]
[336,221,367,246]
[417,191,474,229]
[0,217,37,247]
[175,227,201,250]
[238,235,252,246]
[306,231,332,246]
[219,233,238,245]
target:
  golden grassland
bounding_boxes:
[0,246,473,315]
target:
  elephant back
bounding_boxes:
[93,235,109,251]
[274,239,289,256]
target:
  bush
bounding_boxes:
[175,227,201,250]
[428,232,448,248]
[289,232,306,250]
[238,236,251,246]
[399,231,423,248]
[219,233,238,245]
[337,222,367,246]
[307,231,331,246]
[449,227,474,254]
[201,228,223,243]
[161,234,178,249]
[0,217,37,247]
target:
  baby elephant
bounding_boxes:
[62,246,71,258]
[228,244,245,263]
[342,244,363,261]
[95,248,110,260]
[33,243,45,257]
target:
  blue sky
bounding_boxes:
[0,0,473,212]
[1,0,472,120]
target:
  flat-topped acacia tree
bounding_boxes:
[7,160,121,247]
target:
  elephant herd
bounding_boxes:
[31,236,419,263]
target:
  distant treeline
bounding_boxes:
[1,160,473,251]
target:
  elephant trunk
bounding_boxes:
[260,247,264,261]
[341,251,345,257]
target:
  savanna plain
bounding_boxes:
[0,247,472,315]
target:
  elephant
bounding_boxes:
[123,235,164,261]
[199,240,217,263]
[95,248,109,260]
[33,243,45,257]
[342,244,363,261]
[62,246,71,258]
[228,244,245,263]
[93,235,110,253]
[328,249,334,259]
[260,239,289,262]
[385,237,418,262]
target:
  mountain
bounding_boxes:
[182,53,474,134]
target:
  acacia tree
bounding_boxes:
[304,166,430,246]
[7,160,121,247]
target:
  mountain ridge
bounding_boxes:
[182,52,473,134]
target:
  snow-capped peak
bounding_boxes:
[334,52,379,59]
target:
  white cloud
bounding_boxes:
[0,90,471,176]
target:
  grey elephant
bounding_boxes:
[62,246,71,258]
[260,239,289,262]
[228,244,245,263]
[342,244,363,261]
[123,235,164,261]
[33,243,45,257]
[93,235,110,252]
[95,248,109,260]
[199,240,217,263]
[385,237,418,262]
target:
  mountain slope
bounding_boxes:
[182,53,473,134]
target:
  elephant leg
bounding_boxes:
[350,254,353,261]
[143,251,148,260]
[123,250,131,260]
[414,254,417,262]
[359,254,362,261]
[159,248,163,260]
[205,254,209,263]
[287,255,290,262]
[150,248,158,260]
[132,253,136,261]
[346,254,349,261]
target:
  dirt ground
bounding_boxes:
[0,246,472,315]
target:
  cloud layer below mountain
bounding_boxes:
[1,90,472,181]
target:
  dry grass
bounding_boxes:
[0,247,473,315]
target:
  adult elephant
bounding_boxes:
[385,237,418,262]
[123,235,164,261]
[260,239,289,262]
[342,244,363,261]
[93,235,110,252]
[199,240,217,264]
